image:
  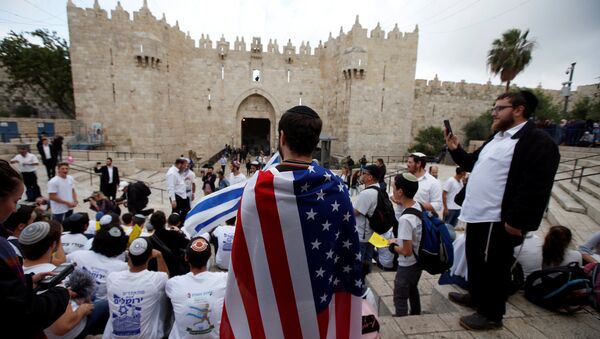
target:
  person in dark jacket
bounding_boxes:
[444,91,560,331]
[201,166,216,195]
[94,157,120,200]
[0,159,70,337]
[37,137,58,179]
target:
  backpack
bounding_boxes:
[401,206,454,275]
[365,186,398,234]
[524,262,592,313]
[583,262,600,311]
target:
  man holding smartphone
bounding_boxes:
[444,91,559,331]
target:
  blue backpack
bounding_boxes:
[401,206,454,275]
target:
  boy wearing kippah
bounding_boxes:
[104,237,169,338]
[389,173,423,316]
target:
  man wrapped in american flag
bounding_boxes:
[220,106,363,338]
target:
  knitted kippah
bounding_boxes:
[401,172,418,182]
[286,105,319,118]
[190,238,209,253]
[107,226,122,237]
[129,238,149,256]
[19,222,50,245]
[99,214,113,226]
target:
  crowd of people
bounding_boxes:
[0,90,598,338]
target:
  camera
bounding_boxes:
[83,197,93,203]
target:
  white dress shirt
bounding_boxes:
[460,121,526,223]
[107,166,114,184]
[11,153,39,173]
[166,166,187,201]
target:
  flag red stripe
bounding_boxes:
[229,200,266,339]
[220,304,235,339]
[317,305,330,339]
[254,171,303,338]
[335,292,351,339]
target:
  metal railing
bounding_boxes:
[554,152,600,191]
[370,155,409,165]
[68,163,168,204]
[66,148,160,161]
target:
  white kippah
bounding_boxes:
[411,152,427,158]
[129,238,148,256]
[19,222,50,245]
[108,226,122,237]
[99,214,113,226]
[401,172,419,182]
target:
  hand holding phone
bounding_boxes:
[444,119,453,136]
[36,262,76,291]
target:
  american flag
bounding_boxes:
[220,163,363,338]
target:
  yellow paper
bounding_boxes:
[369,232,389,248]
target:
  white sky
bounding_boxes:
[0,0,598,90]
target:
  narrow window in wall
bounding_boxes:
[252,69,261,82]
[112,83,116,103]
[109,48,113,66]
[382,63,386,82]
[380,88,385,112]
[221,65,225,80]
[287,69,291,83]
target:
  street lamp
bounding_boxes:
[561,62,576,116]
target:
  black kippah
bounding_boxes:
[519,90,538,113]
[286,105,319,118]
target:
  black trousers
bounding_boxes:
[43,159,56,179]
[22,171,41,202]
[101,183,117,201]
[173,195,191,222]
[465,222,523,322]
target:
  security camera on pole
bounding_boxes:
[561,62,576,116]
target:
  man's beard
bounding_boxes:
[492,114,515,132]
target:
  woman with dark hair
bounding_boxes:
[61,213,92,255]
[0,159,70,337]
[542,225,582,268]
[67,225,128,300]
[149,211,189,276]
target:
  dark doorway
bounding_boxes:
[241,118,270,155]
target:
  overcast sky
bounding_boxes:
[1,0,598,90]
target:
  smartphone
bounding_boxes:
[36,262,76,291]
[443,119,453,136]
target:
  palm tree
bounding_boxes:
[487,28,535,92]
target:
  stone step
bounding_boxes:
[558,181,600,223]
[551,183,586,213]
[587,176,600,188]
[546,198,600,246]
[580,177,600,200]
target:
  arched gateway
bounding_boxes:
[235,93,278,156]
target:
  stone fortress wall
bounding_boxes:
[65,0,597,162]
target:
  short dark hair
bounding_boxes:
[456,167,466,175]
[186,237,211,269]
[68,213,90,234]
[92,225,127,258]
[57,162,69,168]
[175,158,187,165]
[20,221,62,261]
[225,217,236,226]
[408,154,426,169]
[133,215,145,226]
[150,211,167,231]
[278,106,322,156]
[4,205,35,232]
[0,159,22,201]
[394,173,419,199]
[129,237,153,266]
[121,213,133,225]
[167,213,181,226]
[107,157,112,162]
[496,90,538,118]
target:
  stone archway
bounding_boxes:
[235,94,276,156]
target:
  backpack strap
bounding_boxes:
[401,207,423,219]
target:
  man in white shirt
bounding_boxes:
[166,158,190,221]
[209,217,236,270]
[48,162,78,222]
[445,91,560,330]
[166,237,227,339]
[227,160,246,186]
[354,164,381,284]
[406,153,442,214]
[11,145,41,201]
[442,167,466,227]
[389,173,422,316]
[183,160,196,203]
[104,237,169,339]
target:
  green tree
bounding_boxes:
[487,28,535,92]
[571,96,592,120]
[462,112,493,144]
[0,29,74,118]
[408,126,446,157]
[531,88,561,122]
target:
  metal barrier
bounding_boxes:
[66,147,160,161]
[67,163,167,204]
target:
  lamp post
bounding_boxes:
[561,62,576,116]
